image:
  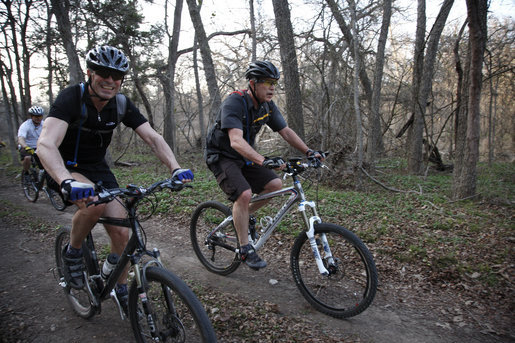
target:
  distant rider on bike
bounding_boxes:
[37,45,193,314]
[18,106,44,174]
[205,60,322,270]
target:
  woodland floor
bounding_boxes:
[0,169,513,343]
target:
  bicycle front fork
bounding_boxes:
[132,248,166,338]
[300,201,335,276]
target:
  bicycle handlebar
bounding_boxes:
[87,178,189,207]
[268,153,329,175]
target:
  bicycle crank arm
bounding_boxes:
[110,289,127,320]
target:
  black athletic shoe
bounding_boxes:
[116,289,128,317]
[62,245,84,289]
[240,244,267,270]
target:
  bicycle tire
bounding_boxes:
[21,169,38,202]
[290,223,378,318]
[55,226,98,319]
[190,201,240,275]
[128,266,217,343]
[46,186,66,211]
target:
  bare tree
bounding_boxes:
[272,0,305,140]
[0,61,18,162]
[404,0,454,174]
[163,0,184,151]
[50,0,83,84]
[366,0,392,167]
[185,0,221,121]
[452,0,488,199]
[249,0,257,61]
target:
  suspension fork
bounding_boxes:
[299,200,335,276]
[132,249,165,338]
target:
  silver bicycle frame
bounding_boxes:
[248,176,331,275]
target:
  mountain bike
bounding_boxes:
[21,152,66,211]
[190,156,378,319]
[55,179,217,342]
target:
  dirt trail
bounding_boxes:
[0,173,509,343]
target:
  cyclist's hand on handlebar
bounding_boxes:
[61,179,95,202]
[306,149,326,161]
[172,168,194,182]
[262,157,286,169]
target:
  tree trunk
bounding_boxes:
[193,36,206,150]
[50,0,83,84]
[185,0,221,122]
[452,0,488,199]
[249,0,257,61]
[272,0,305,141]
[406,0,426,175]
[349,0,363,187]
[366,0,392,167]
[325,0,372,104]
[0,65,19,163]
[45,1,54,105]
[452,21,470,181]
[163,0,184,152]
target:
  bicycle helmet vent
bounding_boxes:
[28,106,44,116]
[86,46,129,74]
[245,60,280,80]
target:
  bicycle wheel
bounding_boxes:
[291,223,378,318]
[129,266,217,343]
[55,226,98,319]
[190,201,240,275]
[45,186,66,211]
[21,169,38,202]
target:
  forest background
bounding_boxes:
[0,1,514,341]
[0,0,513,198]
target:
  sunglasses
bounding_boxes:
[94,69,125,81]
[256,79,279,87]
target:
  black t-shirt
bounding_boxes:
[206,90,287,160]
[48,84,147,165]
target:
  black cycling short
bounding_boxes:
[66,160,119,189]
[46,160,119,205]
[208,156,278,202]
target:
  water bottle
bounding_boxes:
[38,169,45,183]
[101,253,119,280]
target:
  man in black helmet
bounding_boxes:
[38,45,193,315]
[205,60,322,270]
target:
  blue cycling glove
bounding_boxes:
[172,168,194,182]
[60,179,95,201]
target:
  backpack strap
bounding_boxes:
[230,90,251,144]
[116,93,127,123]
[230,90,255,166]
[66,82,87,167]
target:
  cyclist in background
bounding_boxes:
[18,106,44,173]
[205,60,322,270]
[37,45,193,315]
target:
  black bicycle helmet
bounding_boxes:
[86,46,129,74]
[28,106,44,116]
[245,60,280,80]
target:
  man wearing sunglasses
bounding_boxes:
[37,45,193,315]
[205,60,322,270]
